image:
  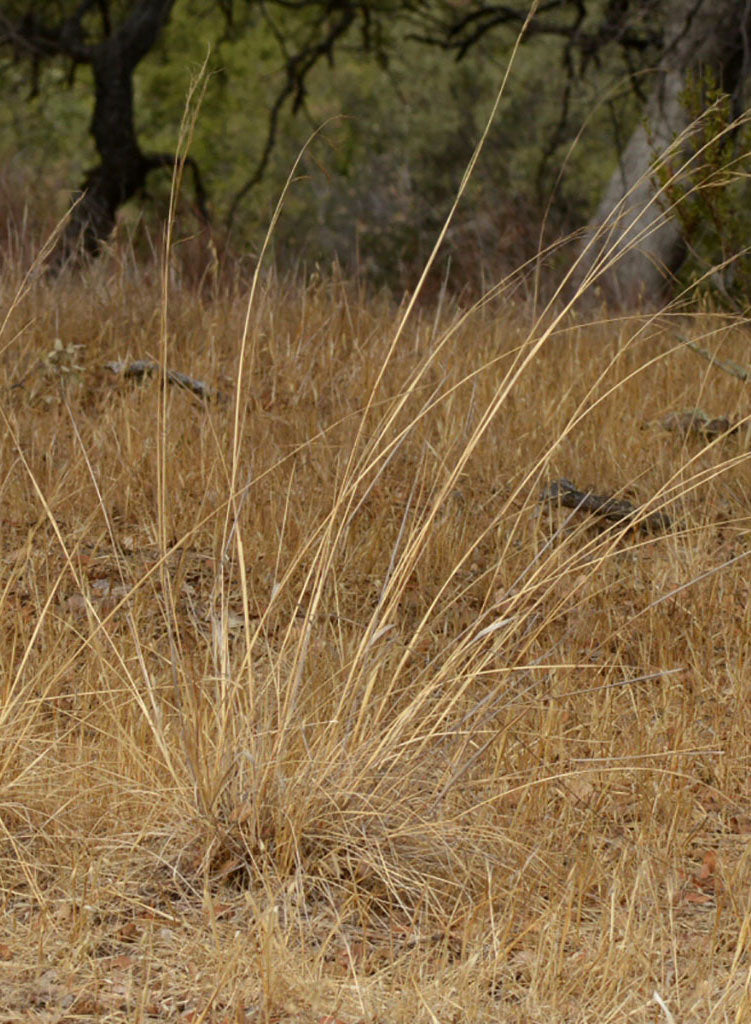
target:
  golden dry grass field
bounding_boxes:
[1,242,751,1023]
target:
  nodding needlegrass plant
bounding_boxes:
[2,33,751,1024]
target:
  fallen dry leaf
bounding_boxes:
[729,814,751,834]
[205,901,235,920]
[117,921,141,941]
[695,850,718,889]
[69,991,108,1015]
[684,890,714,905]
[675,850,722,905]
[110,954,137,969]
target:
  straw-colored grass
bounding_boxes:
[1,236,750,1024]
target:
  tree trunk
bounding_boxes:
[57,51,149,261]
[578,0,749,307]
[51,0,177,268]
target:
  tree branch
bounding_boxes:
[0,5,95,63]
[146,152,212,224]
[224,5,356,229]
[110,0,177,69]
[418,0,660,61]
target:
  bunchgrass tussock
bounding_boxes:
[1,69,751,1024]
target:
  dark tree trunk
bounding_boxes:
[50,0,181,267]
[577,0,750,307]
[59,48,150,260]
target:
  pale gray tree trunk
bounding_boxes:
[578,0,749,307]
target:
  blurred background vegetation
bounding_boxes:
[2,0,748,299]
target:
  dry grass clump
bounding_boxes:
[1,241,751,1023]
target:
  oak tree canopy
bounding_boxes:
[1,0,748,303]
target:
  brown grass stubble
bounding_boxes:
[1,255,750,1022]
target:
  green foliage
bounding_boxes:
[0,0,659,286]
[652,67,751,308]
[0,60,93,196]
